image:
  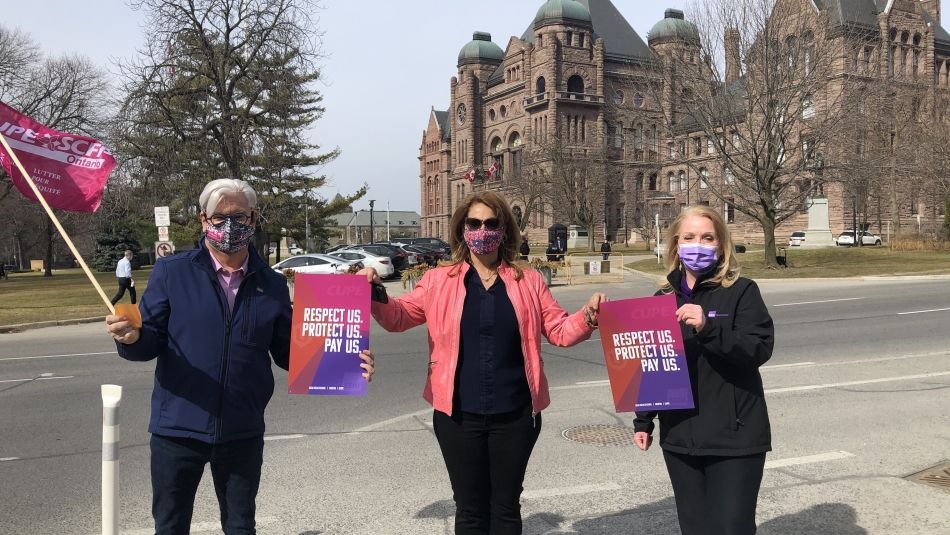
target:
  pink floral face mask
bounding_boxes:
[464,228,505,255]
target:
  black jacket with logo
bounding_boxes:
[633,269,774,456]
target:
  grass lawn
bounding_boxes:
[627,246,950,279]
[0,268,152,326]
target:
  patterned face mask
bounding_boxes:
[464,228,505,255]
[678,243,719,274]
[205,216,255,254]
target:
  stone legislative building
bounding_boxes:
[419,0,949,245]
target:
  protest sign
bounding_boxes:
[289,274,369,396]
[598,294,694,412]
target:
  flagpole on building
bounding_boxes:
[0,135,115,314]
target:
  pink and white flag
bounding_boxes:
[0,100,116,212]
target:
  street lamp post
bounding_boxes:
[369,200,376,244]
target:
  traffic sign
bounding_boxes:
[154,206,170,227]
[155,241,175,258]
[157,226,170,242]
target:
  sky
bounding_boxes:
[10,0,881,215]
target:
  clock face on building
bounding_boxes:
[457,104,467,124]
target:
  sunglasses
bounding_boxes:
[464,217,502,231]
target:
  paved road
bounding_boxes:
[1,275,948,534]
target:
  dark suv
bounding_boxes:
[406,237,451,255]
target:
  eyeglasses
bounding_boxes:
[208,213,252,226]
[464,217,501,231]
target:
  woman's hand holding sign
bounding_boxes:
[359,350,376,382]
[676,304,706,333]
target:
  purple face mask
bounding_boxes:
[679,243,719,274]
[464,228,505,255]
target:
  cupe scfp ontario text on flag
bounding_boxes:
[0,100,115,212]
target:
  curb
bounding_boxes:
[0,316,106,334]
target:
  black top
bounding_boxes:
[633,269,775,456]
[455,268,531,414]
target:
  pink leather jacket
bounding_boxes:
[371,261,594,416]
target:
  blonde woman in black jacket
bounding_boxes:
[633,205,774,535]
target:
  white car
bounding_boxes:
[836,230,882,246]
[788,231,806,247]
[330,250,396,279]
[272,254,354,275]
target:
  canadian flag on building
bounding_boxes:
[486,160,499,179]
[464,166,477,182]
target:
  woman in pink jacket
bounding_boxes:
[360,191,605,534]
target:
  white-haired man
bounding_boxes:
[106,178,374,534]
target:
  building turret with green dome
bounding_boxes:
[457,32,504,67]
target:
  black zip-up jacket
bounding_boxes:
[633,269,774,456]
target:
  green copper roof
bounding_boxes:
[648,9,699,43]
[458,32,504,66]
[534,0,592,28]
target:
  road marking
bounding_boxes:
[352,408,432,433]
[765,451,854,469]
[897,307,950,315]
[120,517,278,535]
[772,298,864,307]
[761,362,815,370]
[0,351,115,362]
[522,482,622,500]
[0,457,20,462]
[766,371,950,394]
[0,375,74,384]
[263,434,306,442]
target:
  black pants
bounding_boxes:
[111,277,136,305]
[150,434,264,535]
[663,450,766,535]
[433,406,541,535]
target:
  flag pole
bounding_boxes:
[0,135,115,314]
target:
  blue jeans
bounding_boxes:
[150,434,264,535]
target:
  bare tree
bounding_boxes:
[658,0,868,266]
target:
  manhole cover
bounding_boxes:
[562,424,636,447]
[905,461,950,493]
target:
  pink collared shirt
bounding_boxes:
[210,253,249,312]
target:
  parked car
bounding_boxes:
[324,244,347,254]
[330,250,395,278]
[836,230,882,246]
[288,245,304,255]
[272,254,354,275]
[788,231,806,247]
[405,237,451,255]
[345,243,411,271]
[404,245,443,266]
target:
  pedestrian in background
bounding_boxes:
[106,178,376,534]
[519,236,530,261]
[633,205,774,535]
[360,191,605,534]
[110,250,136,306]
[600,238,612,261]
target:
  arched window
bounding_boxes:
[536,76,546,95]
[509,132,522,148]
[679,171,687,192]
[567,75,585,94]
[649,173,657,191]
[700,168,709,189]
[491,137,503,153]
[513,206,523,225]
[668,173,676,192]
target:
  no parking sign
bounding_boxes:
[155,241,175,258]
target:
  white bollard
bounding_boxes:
[101,385,122,535]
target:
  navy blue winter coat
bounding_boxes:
[116,241,291,443]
